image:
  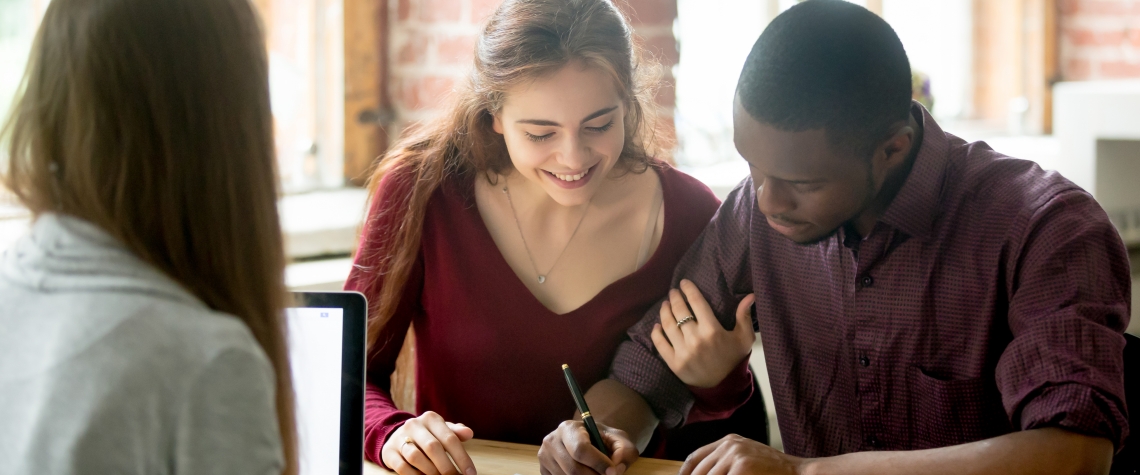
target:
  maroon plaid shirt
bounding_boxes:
[611,104,1132,456]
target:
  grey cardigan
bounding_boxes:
[0,214,284,475]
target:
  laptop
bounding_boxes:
[287,291,367,475]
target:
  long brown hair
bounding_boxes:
[1,0,297,472]
[361,0,664,348]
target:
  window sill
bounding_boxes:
[279,187,369,259]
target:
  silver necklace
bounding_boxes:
[502,182,590,284]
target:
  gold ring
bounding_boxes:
[676,315,696,327]
[402,437,414,446]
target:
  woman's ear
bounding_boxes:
[492,113,504,135]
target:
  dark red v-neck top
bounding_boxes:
[345,163,721,463]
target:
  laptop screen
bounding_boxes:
[287,306,345,475]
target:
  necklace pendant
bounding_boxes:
[538,275,546,284]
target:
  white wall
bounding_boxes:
[883,0,973,120]
[673,0,771,166]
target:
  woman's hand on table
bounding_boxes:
[382,411,477,475]
[538,420,639,475]
[650,280,756,388]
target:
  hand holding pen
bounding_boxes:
[537,365,640,475]
[563,364,609,456]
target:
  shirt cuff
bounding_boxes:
[1018,382,1128,450]
[611,339,695,429]
[365,412,415,468]
[686,354,754,424]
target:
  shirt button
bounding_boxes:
[859,275,874,289]
[867,435,881,448]
[859,356,870,367]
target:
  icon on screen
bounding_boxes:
[320,312,329,318]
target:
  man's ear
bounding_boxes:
[877,124,915,168]
[492,113,504,135]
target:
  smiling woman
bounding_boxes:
[491,65,626,203]
[343,0,766,473]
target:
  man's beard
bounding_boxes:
[789,226,841,246]
[788,165,878,246]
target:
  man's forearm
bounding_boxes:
[582,379,660,452]
[806,428,1112,475]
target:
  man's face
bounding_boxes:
[733,97,877,244]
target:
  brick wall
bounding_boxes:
[387,0,678,149]
[1060,0,1140,80]
[626,0,679,149]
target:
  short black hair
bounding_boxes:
[737,0,912,157]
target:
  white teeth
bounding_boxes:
[552,170,588,182]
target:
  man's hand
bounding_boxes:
[650,279,756,388]
[538,420,640,475]
[680,435,807,475]
[680,429,1113,475]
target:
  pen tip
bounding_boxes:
[561,364,569,369]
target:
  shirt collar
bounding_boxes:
[877,101,953,242]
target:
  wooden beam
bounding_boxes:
[1042,0,1058,134]
[865,0,883,16]
[972,0,1056,134]
[343,0,391,186]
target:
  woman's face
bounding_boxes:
[493,62,627,207]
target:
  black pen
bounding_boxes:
[562,364,609,456]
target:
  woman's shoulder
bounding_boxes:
[370,164,420,207]
[0,214,270,382]
[367,162,471,217]
[93,302,276,427]
[0,287,272,408]
[652,161,721,223]
[110,297,271,375]
[0,292,278,474]
[64,291,270,379]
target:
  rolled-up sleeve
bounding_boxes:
[998,189,1131,448]
[610,178,758,429]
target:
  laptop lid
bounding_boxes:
[287,291,367,475]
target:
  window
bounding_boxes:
[261,0,346,193]
[0,0,347,195]
[0,0,47,208]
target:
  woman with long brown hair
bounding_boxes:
[347,0,768,473]
[0,0,297,473]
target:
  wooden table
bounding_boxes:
[364,439,682,475]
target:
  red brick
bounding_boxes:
[398,0,413,21]
[1100,60,1140,77]
[1066,27,1127,46]
[651,116,677,164]
[1064,0,1140,15]
[652,75,676,108]
[1065,58,1092,80]
[653,82,675,109]
[398,75,457,110]
[421,0,463,22]
[397,31,429,65]
[436,33,478,65]
[619,0,677,27]
[471,0,501,24]
[637,33,679,66]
